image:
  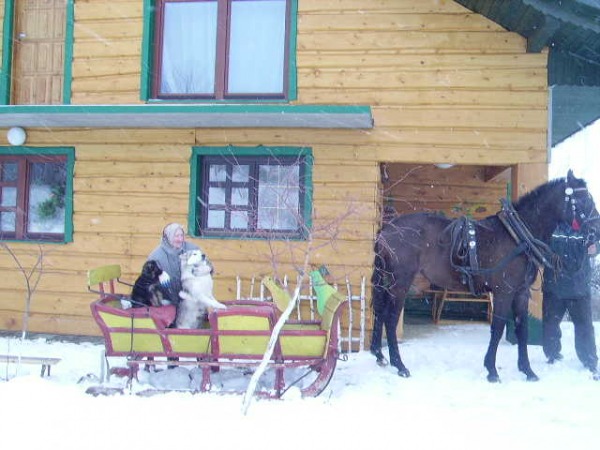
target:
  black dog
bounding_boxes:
[131,260,167,307]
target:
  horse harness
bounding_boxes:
[449,183,593,296]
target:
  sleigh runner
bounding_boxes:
[88,264,348,398]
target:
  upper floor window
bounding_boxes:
[191,147,312,239]
[0,149,74,243]
[152,0,292,100]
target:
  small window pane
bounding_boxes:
[258,165,279,184]
[160,1,218,95]
[209,165,227,182]
[228,0,286,94]
[1,163,17,182]
[207,210,225,228]
[232,165,249,182]
[257,207,276,229]
[279,209,297,230]
[231,211,248,229]
[1,187,17,207]
[232,187,248,206]
[0,211,16,232]
[27,162,66,234]
[208,187,226,205]
[258,206,297,230]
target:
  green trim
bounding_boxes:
[140,0,154,101]
[0,146,75,244]
[288,0,298,101]
[62,0,74,104]
[0,0,15,104]
[190,145,313,240]
[188,147,199,235]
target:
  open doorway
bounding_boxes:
[379,163,511,324]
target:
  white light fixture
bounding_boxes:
[7,127,27,146]
[434,163,454,169]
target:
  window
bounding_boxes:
[0,150,74,242]
[192,147,312,238]
[152,0,293,100]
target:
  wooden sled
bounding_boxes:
[88,265,348,398]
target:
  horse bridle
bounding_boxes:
[564,185,596,229]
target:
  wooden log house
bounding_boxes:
[0,0,587,341]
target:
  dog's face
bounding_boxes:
[142,260,162,280]
[181,250,207,267]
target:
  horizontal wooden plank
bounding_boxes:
[386,184,505,202]
[297,52,547,70]
[27,129,195,145]
[74,19,142,40]
[73,39,141,58]
[195,127,546,151]
[297,31,525,52]
[72,73,140,93]
[74,192,189,214]
[75,0,143,20]
[298,88,547,109]
[75,144,192,162]
[0,310,101,337]
[75,176,190,194]
[299,0,467,14]
[395,201,502,217]
[384,164,507,187]
[312,183,377,202]
[372,107,547,130]
[298,13,503,32]
[370,146,545,165]
[70,91,142,105]
[72,57,140,78]
[72,211,375,241]
[75,161,190,177]
[0,290,98,316]
[299,68,546,90]
[313,163,379,183]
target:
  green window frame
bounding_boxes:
[190,146,312,239]
[0,147,74,243]
[141,0,298,102]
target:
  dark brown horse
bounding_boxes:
[370,170,598,382]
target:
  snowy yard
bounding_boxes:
[1,322,598,450]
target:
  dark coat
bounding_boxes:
[543,224,592,299]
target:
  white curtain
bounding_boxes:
[228,0,286,94]
[160,1,218,95]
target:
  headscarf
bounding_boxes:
[162,223,185,248]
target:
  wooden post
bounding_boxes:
[510,163,548,344]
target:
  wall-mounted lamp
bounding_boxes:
[7,127,27,146]
[434,163,454,169]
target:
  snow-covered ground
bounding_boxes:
[1,321,598,450]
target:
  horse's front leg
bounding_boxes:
[513,289,539,381]
[384,298,410,377]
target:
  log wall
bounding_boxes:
[0,0,548,337]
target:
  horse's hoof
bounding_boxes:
[526,373,540,382]
[592,372,600,381]
[397,368,411,378]
[487,374,501,383]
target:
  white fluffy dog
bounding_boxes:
[176,250,227,329]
